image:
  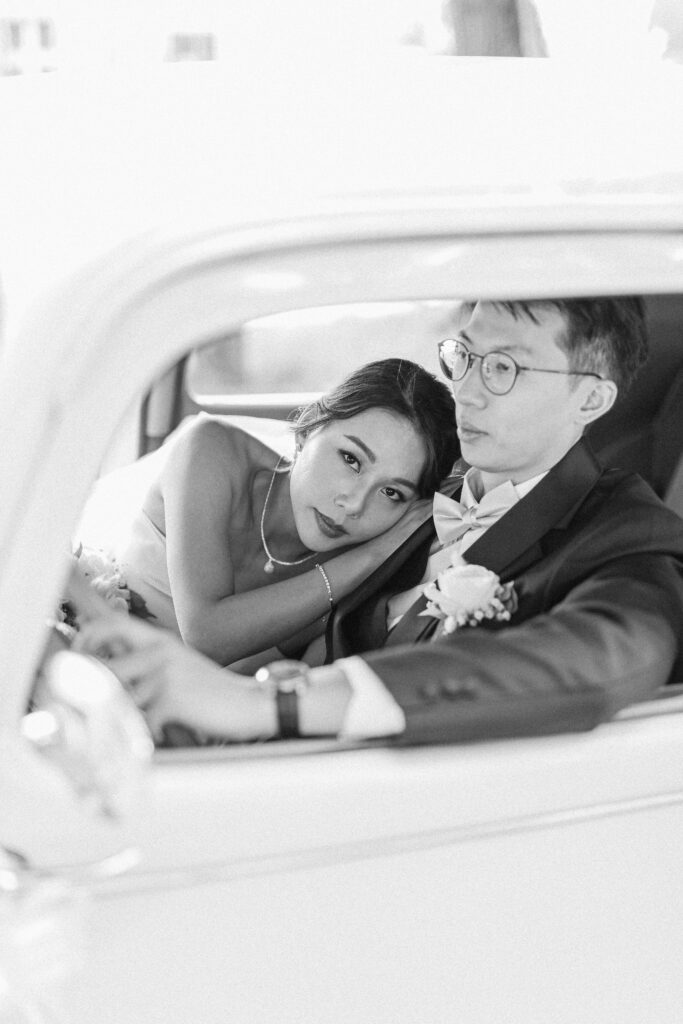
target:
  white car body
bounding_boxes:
[1,57,683,1023]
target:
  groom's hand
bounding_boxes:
[75,615,277,743]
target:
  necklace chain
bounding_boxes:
[260,456,317,574]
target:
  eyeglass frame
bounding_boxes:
[437,337,604,396]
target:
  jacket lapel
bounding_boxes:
[383,590,435,646]
[326,513,440,659]
[461,436,603,578]
[329,439,603,656]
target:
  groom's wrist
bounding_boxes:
[253,662,351,738]
[252,658,403,740]
[299,665,353,737]
[300,657,406,739]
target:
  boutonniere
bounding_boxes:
[420,552,517,635]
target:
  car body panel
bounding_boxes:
[56,710,683,1022]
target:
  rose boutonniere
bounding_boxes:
[420,552,517,635]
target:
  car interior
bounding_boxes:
[69,291,683,745]
[129,293,683,509]
[588,294,683,508]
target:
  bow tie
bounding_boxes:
[432,481,519,547]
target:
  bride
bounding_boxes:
[114,358,459,670]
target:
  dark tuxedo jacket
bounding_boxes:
[326,438,683,745]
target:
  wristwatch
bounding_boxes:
[254,660,311,739]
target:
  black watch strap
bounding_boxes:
[276,686,300,739]
[255,661,310,740]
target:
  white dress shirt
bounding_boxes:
[323,467,547,739]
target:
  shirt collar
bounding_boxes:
[462,467,548,506]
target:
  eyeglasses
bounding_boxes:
[437,338,603,397]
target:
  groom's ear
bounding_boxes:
[576,378,618,426]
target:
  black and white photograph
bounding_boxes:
[1,2,683,1021]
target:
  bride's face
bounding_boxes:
[289,407,427,551]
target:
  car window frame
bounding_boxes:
[3,206,683,732]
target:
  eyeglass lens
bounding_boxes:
[439,340,517,395]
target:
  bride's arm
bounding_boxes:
[161,419,431,666]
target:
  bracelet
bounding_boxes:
[315,562,334,609]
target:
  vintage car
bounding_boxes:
[1,55,683,1023]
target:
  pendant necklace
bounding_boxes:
[260,456,318,574]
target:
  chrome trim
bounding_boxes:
[89,787,683,900]
[0,847,141,893]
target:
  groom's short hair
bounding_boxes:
[462,299,651,397]
[490,298,648,396]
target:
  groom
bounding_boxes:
[282,296,683,744]
[82,297,683,745]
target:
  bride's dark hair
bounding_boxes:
[293,358,460,496]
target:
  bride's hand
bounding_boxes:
[355,497,433,559]
[321,497,434,593]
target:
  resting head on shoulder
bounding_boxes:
[150,356,462,573]
[112,357,462,666]
[73,297,683,747]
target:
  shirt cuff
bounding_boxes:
[335,656,406,739]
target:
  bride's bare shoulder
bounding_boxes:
[168,414,285,478]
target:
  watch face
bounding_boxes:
[275,662,309,695]
[256,661,309,694]
[278,676,300,694]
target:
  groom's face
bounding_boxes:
[451,302,595,490]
